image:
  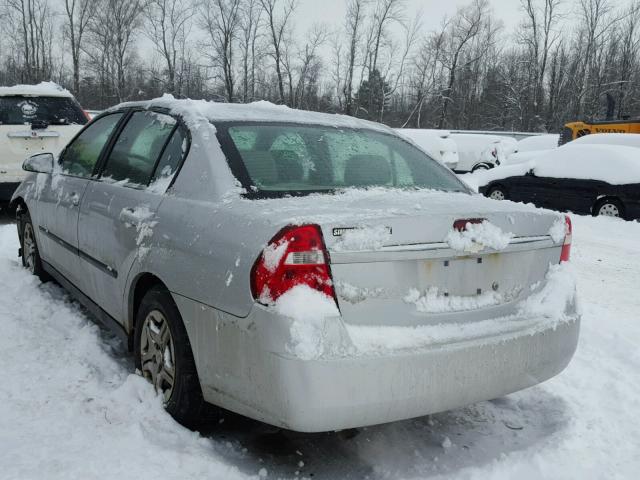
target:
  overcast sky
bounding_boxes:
[295,0,524,36]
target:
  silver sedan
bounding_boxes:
[11,99,579,432]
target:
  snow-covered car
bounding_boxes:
[0,82,88,201]
[504,134,559,166]
[11,98,580,432]
[475,144,640,219]
[571,132,640,149]
[515,134,560,152]
[449,133,511,172]
[395,128,459,170]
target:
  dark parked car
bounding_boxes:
[478,144,640,219]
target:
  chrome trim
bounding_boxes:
[7,131,60,138]
[329,236,558,264]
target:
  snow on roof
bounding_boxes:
[0,82,74,98]
[572,133,640,149]
[450,133,505,146]
[111,94,395,134]
[461,143,640,190]
[516,134,559,152]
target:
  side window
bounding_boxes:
[101,111,176,186]
[149,125,188,191]
[61,113,123,177]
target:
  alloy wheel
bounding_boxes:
[140,310,176,403]
[598,202,620,217]
[23,223,36,274]
[489,189,505,201]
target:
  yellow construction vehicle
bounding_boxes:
[559,119,640,145]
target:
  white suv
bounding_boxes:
[0,82,88,201]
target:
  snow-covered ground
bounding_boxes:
[0,212,639,479]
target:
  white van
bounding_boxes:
[0,82,88,200]
[449,133,515,173]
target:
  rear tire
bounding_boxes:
[594,198,624,219]
[134,286,206,428]
[18,211,50,282]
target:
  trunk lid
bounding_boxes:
[297,192,565,326]
[0,125,82,182]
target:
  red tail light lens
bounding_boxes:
[251,224,336,303]
[560,215,572,263]
[453,218,486,231]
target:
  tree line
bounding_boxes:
[1,0,640,133]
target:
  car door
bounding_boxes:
[500,172,548,206]
[544,178,600,214]
[35,113,124,284]
[77,110,186,322]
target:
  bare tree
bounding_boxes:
[238,0,263,102]
[519,0,563,128]
[63,0,95,95]
[574,0,625,116]
[89,0,144,102]
[293,24,327,108]
[613,3,640,118]
[6,0,55,83]
[200,0,242,102]
[145,0,196,95]
[378,12,420,121]
[366,0,404,76]
[438,0,499,128]
[259,0,297,104]
[343,0,367,115]
[402,28,446,127]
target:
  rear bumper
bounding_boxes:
[176,294,580,432]
[0,182,20,202]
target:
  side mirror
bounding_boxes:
[23,153,54,174]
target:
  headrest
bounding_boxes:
[344,154,391,187]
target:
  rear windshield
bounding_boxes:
[0,95,87,126]
[217,123,468,197]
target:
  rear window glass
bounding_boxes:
[219,123,467,197]
[0,95,87,126]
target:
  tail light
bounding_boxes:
[453,218,486,231]
[251,224,336,303]
[83,110,91,121]
[560,215,572,263]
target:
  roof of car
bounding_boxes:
[111,95,394,134]
[0,82,74,98]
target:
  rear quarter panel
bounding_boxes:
[135,196,276,319]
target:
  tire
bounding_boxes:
[134,286,206,427]
[472,163,491,172]
[487,185,507,201]
[593,198,624,219]
[18,211,50,282]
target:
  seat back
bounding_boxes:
[344,154,391,187]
